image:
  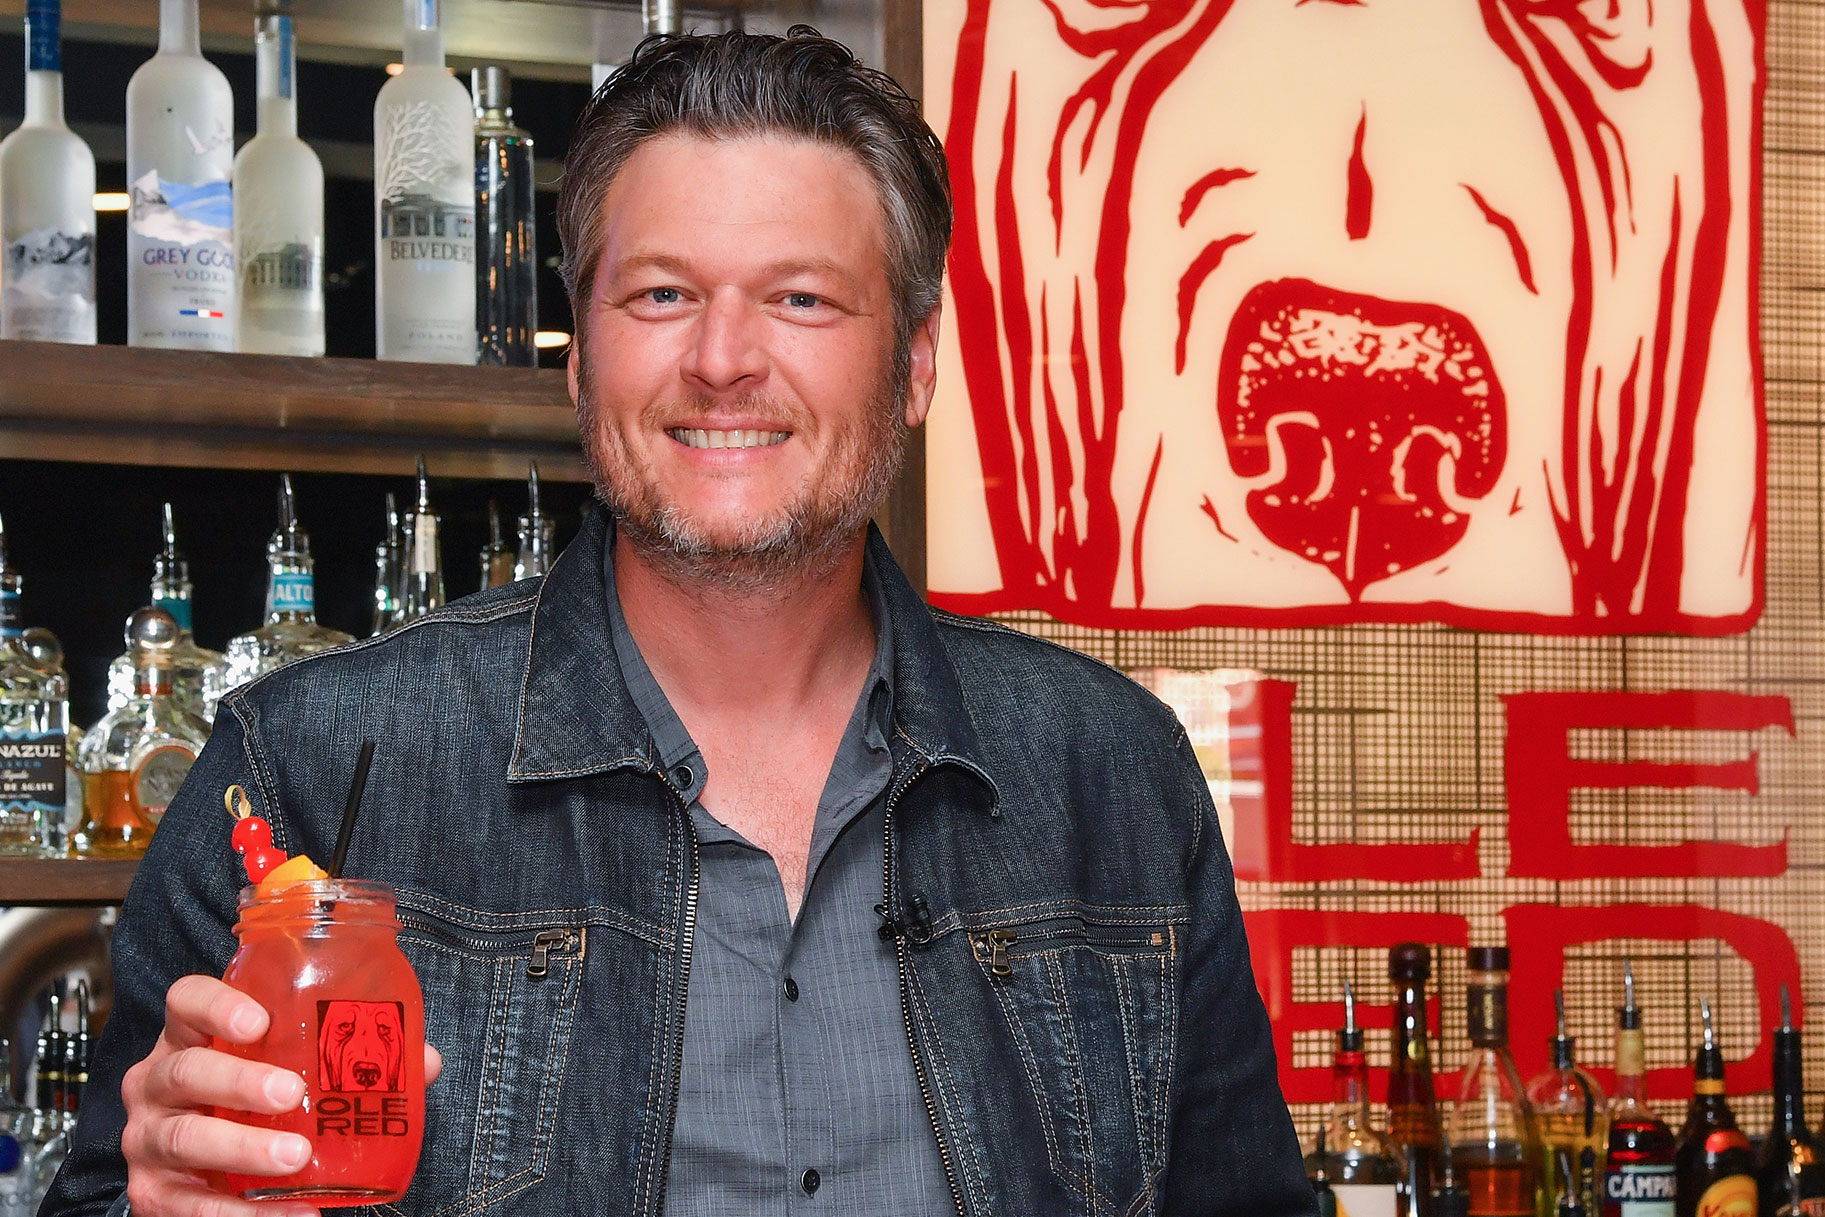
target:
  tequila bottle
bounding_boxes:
[78,609,211,858]
[473,65,536,366]
[16,628,79,857]
[375,0,476,364]
[479,499,514,589]
[0,0,96,344]
[371,492,405,636]
[0,514,67,857]
[514,460,555,580]
[224,475,352,690]
[398,457,445,624]
[233,10,324,356]
[125,0,236,350]
[1603,962,1675,1217]
[1526,991,1608,1216]
[106,504,226,722]
[1449,946,1538,1216]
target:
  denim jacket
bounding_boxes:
[48,508,1313,1217]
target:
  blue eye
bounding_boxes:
[786,292,820,309]
[648,287,681,304]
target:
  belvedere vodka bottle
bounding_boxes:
[473,66,536,366]
[0,0,96,344]
[375,0,476,363]
[125,0,236,350]
[233,11,324,356]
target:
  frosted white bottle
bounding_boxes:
[233,13,324,356]
[0,0,97,344]
[125,0,236,350]
[374,0,476,364]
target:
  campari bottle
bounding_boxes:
[126,0,235,350]
[0,0,96,344]
[233,10,324,356]
[374,0,476,363]
[1673,1000,1753,1217]
[1603,963,1675,1217]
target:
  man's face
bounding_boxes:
[570,134,935,586]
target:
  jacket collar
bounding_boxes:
[508,505,999,810]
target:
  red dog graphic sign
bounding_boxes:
[317,1000,405,1094]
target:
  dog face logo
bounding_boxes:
[317,1000,404,1093]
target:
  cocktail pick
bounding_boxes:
[329,740,376,879]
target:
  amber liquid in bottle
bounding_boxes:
[1390,943,1443,1217]
[1449,946,1537,1217]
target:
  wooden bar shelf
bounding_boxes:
[0,858,138,905]
[0,341,589,483]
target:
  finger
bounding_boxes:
[164,976,270,1049]
[137,1173,319,1217]
[144,1046,304,1116]
[130,1111,313,1179]
[424,1044,443,1087]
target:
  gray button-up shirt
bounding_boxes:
[602,534,953,1216]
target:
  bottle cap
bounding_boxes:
[1389,942,1431,982]
[473,64,511,111]
[1467,945,1509,971]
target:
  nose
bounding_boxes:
[680,287,767,392]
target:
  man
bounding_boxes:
[47,27,1311,1217]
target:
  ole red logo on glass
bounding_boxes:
[925,0,1763,633]
[316,1000,409,1137]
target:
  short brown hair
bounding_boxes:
[556,26,953,358]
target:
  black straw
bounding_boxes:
[329,741,376,879]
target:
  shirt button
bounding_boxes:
[783,977,799,1002]
[670,763,694,789]
[801,1168,820,1195]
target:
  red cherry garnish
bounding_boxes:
[244,847,288,883]
[231,816,272,856]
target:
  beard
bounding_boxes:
[576,348,909,594]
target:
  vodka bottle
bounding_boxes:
[479,499,514,589]
[0,0,96,344]
[233,11,324,356]
[473,65,536,366]
[371,492,404,636]
[224,475,352,689]
[106,504,226,723]
[375,0,476,363]
[78,609,210,858]
[514,460,555,580]
[0,514,68,857]
[398,457,445,624]
[125,0,236,350]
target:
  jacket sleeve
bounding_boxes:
[42,699,273,1217]
[1161,727,1316,1217]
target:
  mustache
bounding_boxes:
[644,392,815,432]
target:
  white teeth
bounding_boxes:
[667,428,791,450]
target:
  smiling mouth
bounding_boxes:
[666,428,791,450]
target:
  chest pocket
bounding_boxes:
[965,909,1183,1215]
[376,895,587,1217]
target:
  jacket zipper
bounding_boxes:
[648,785,699,1217]
[883,763,966,1217]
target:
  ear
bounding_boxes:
[902,303,942,430]
[567,339,582,411]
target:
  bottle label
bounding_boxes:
[132,743,198,824]
[1695,1175,1755,1217]
[1330,1183,1399,1217]
[1604,1163,1674,1216]
[376,98,476,362]
[128,169,235,350]
[271,572,315,615]
[1466,982,1507,1044]
[0,589,20,637]
[2,227,96,344]
[314,999,413,1133]
[0,730,66,812]
[412,516,439,574]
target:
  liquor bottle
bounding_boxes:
[0,514,68,857]
[479,499,514,589]
[0,1036,30,1217]
[1390,942,1445,1217]
[1553,1157,1588,1217]
[1604,962,1676,1217]
[29,991,60,1121]
[1755,986,1824,1216]
[1449,946,1538,1216]
[223,475,353,690]
[514,460,556,580]
[1314,1124,1342,1217]
[0,0,96,344]
[1674,999,1754,1217]
[1307,980,1402,1216]
[374,0,477,364]
[1437,1152,1472,1217]
[473,64,536,366]
[125,0,236,350]
[233,9,324,356]
[371,492,405,636]
[1527,990,1608,1216]
[77,609,211,858]
[399,458,446,624]
[58,981,86,1123]
[106,505,226,723]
